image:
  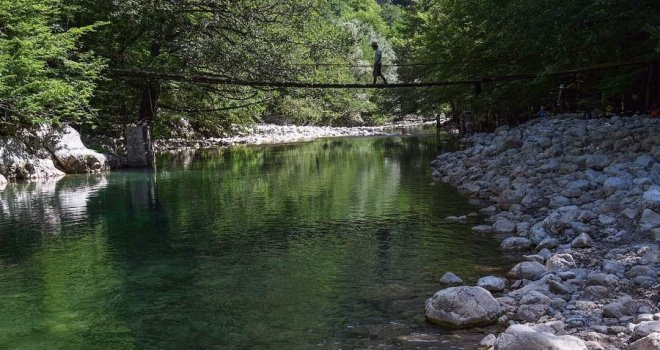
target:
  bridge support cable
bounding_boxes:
[111,59,657,90]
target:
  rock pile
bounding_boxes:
[427,115,660,350]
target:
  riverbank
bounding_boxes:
[0,121,434,184]
[428,114,660,349]
[153,121,435,152]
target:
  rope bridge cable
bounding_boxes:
[111,58,657,89]
[293,62,483,68]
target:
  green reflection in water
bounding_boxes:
[0,130,511,349]
[0,225,133,350]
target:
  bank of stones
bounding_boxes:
[153,123,433,151]
[427,115,660,350]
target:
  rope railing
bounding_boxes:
[111,58,656,89]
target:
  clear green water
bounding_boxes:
[0,129,511,350]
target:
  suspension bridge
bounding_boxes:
[112,59,655,90]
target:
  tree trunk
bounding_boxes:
[138,40,162,124]
[139,84,160,124]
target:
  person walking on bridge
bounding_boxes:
[371,42,388,85]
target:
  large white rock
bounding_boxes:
[425,286,501,329]
[44,126,109,174]
[0,135,65,180]
[495,324,588,350]
[472,225,494,234]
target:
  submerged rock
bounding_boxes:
[425,286,501,329]
[439,272,463,286]
[472,225,494,234]
[500,237,533,251]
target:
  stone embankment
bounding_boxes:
[428,115,660,350]
[0,126,114,184]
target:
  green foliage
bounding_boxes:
[2,0,408,135]
[0,0,106,126]
[5,0,658,134]
[393,0,660,125]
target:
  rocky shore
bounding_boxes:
[154,122,433,152]
[0,121,433,184]
[428,115,660,349]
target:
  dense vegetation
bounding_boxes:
[1,0,658,138]
[394,0,660,130]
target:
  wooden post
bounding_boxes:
[126,126,155,168]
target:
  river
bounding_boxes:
[0,128,513,349]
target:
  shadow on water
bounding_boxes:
[0,130,514,349]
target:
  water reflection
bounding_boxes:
[0,132,511,349]
[0,176,109,235]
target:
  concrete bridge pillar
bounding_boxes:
[126,126,154,168]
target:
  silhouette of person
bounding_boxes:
[371,42,388,85]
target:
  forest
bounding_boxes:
[1,0,659,139]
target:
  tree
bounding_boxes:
[393,0,660,130]
[0,0,105,128]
